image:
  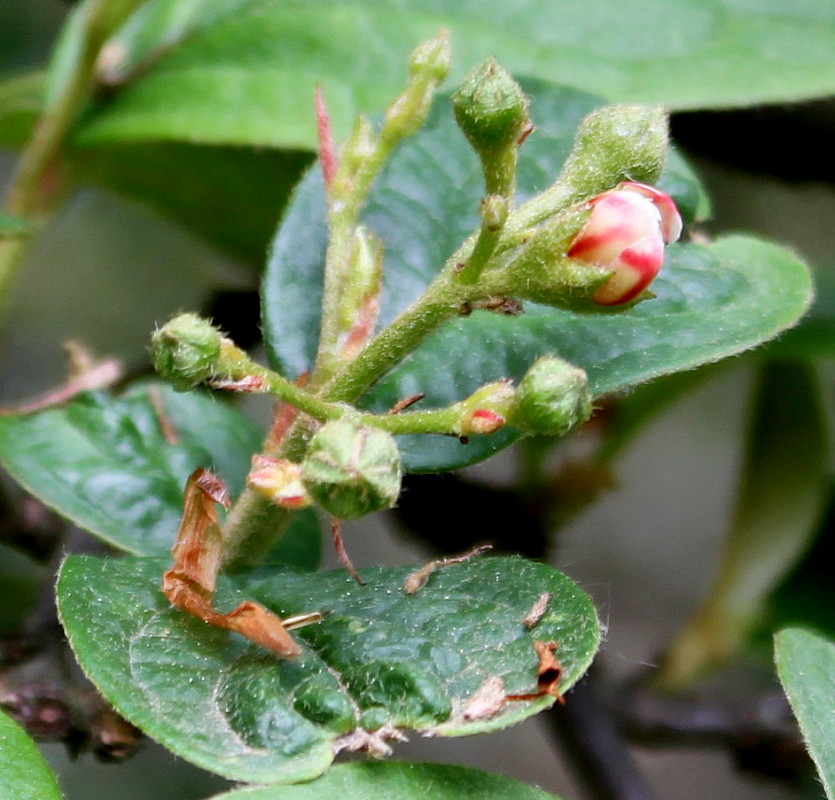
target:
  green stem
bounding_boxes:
[321,275,466,404]
[0,0,147,315]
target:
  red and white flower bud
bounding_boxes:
[568,181,682,306]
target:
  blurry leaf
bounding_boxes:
[58,553,599,783]
[76,141,311,266]
[761,491,835,643]
[659,362,830,688]
[75,0,835,150]
[209,761,562,800]
[775,628,835,799]
[0,70,43,148]
[0,384,320,569]
[0,212,33,238]
[0,709,63,800]
[263,81,811,472]
[0,544,43,635]
[96,0,254,86]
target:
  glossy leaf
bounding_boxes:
[210,761,562,800]
[0,709,63,800]
[263,82,812,472]
[775,628,835,799]
[0,385,320,569]
[76,0,835,151]
[58,554,599,783]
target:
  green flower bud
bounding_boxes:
[301,420,402,519]
[452,57,530,154]
[150,313,224,391]
[511,356,593,437]
[559,105,669,198]
[407,28,452,83]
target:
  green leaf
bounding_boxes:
[209,761,562,800]
[0,70,43,148]
[263,82,812,472]
[75,0,835,151]
[0,709,63,800]
[75,141,311,267]
[0,385,320,569]
[57,553,599,783]
[775,628,835,799]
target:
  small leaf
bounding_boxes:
[209,761,562,800]
[75,0,835,150]
[775,628,835,799]
[263,82,811,472]
[0,385,320,569]
[57,554,600,783]
[0,709,63,800]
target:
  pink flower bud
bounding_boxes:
[568,182,682,306]
[247,456,311,509]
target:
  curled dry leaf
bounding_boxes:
[162,469,314,658]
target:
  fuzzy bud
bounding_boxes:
[511,356,593,437]
[452,57,530,154]
[560,105,669,198]
[454,380,517,436]
[301,420,402,519]
[150,313,224,391]
[247,456,311,509]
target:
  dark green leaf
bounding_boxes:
[0,385,320,569]
[0,709,63,800]
[58,554,599,783]
[75,141,311,267]
[210,761,562,800]
[775,628,835,799]
[76,0,835,150]
[263,82,811,472]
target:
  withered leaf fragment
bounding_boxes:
[162,469,318,658]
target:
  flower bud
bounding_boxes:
[481,194,509,232]
[568,181,682,305]
[453,380,516,436]
[301,420,402,519]
[560,105,669,198]
[247,456,311,510]
[510,357,593,437]
[452,58,530,154]
[150,313,224,391]
[384,30,451,140]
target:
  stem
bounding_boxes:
[321,275,466,404]
[0,0,147,315]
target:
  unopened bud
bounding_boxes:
[301,420,402,519]
[408,28,451,83]
[384,31,451,140]
[248,456,311,509]
[559,105,668,197]
[150,313,223,391]
[452,58,530,154]
[511,356,592,437]
[454,380,516,436]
